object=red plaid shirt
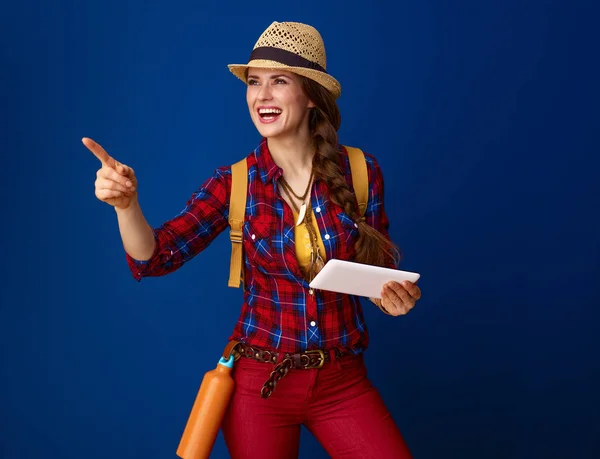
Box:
[127,139,396,354]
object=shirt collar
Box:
[254,138,283,185]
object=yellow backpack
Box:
[227,146,369,288]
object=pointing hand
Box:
[83,137,138,209]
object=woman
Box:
[84,21,421,459]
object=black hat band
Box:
[249,47,327,74]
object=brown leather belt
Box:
[227,341,348,398]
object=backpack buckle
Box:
[230,229,243,243]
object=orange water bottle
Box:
[176,354,235,459]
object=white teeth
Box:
[259,108,282,114]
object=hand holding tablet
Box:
[309,259,421,299]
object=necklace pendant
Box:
[314,253,325,274]
[296,202,307,227]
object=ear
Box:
[307,99,316,109]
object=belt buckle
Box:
[303,349,325,369]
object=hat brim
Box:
[228,59,341,99]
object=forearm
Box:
[114,198,156,261]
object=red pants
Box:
[222,353,412,459]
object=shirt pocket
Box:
[337,211,360,239]
[244,217,276,269]
[332,211,360,260]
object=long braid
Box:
[301,78,400,268]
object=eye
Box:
[247,79,259,86]
[274,78,287,84]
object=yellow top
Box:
[292,210,327,272]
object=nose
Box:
[257,82,272,101]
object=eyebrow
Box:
[247,74,290,80]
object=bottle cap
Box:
[218,355,234,368]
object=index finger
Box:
[82,137,116,168]
[401,280,421,300]
[385,280,416,296]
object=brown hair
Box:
[300,77,401,268]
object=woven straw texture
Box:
[228,21,341,99]
[253,22,327,70]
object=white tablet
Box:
[309,259,420,299]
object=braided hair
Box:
[300,77,400,268]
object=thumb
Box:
[82,137,117,169]
[117,162,134,177]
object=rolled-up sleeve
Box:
[126,166,231,281]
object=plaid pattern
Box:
[127,139,396,354]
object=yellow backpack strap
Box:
[345,146,369,217]
[228,158,248,288]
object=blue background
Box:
[2,0,599,458]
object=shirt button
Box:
[309,289,314,295]
[310,321,316,327]
[316,206,321,213]
[354,223,359,228]
[324,234,330,240]
[251,234,256,240]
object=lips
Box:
[257,106,282,124]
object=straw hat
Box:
[228,21,342,99]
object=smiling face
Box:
[246,68,315,141]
